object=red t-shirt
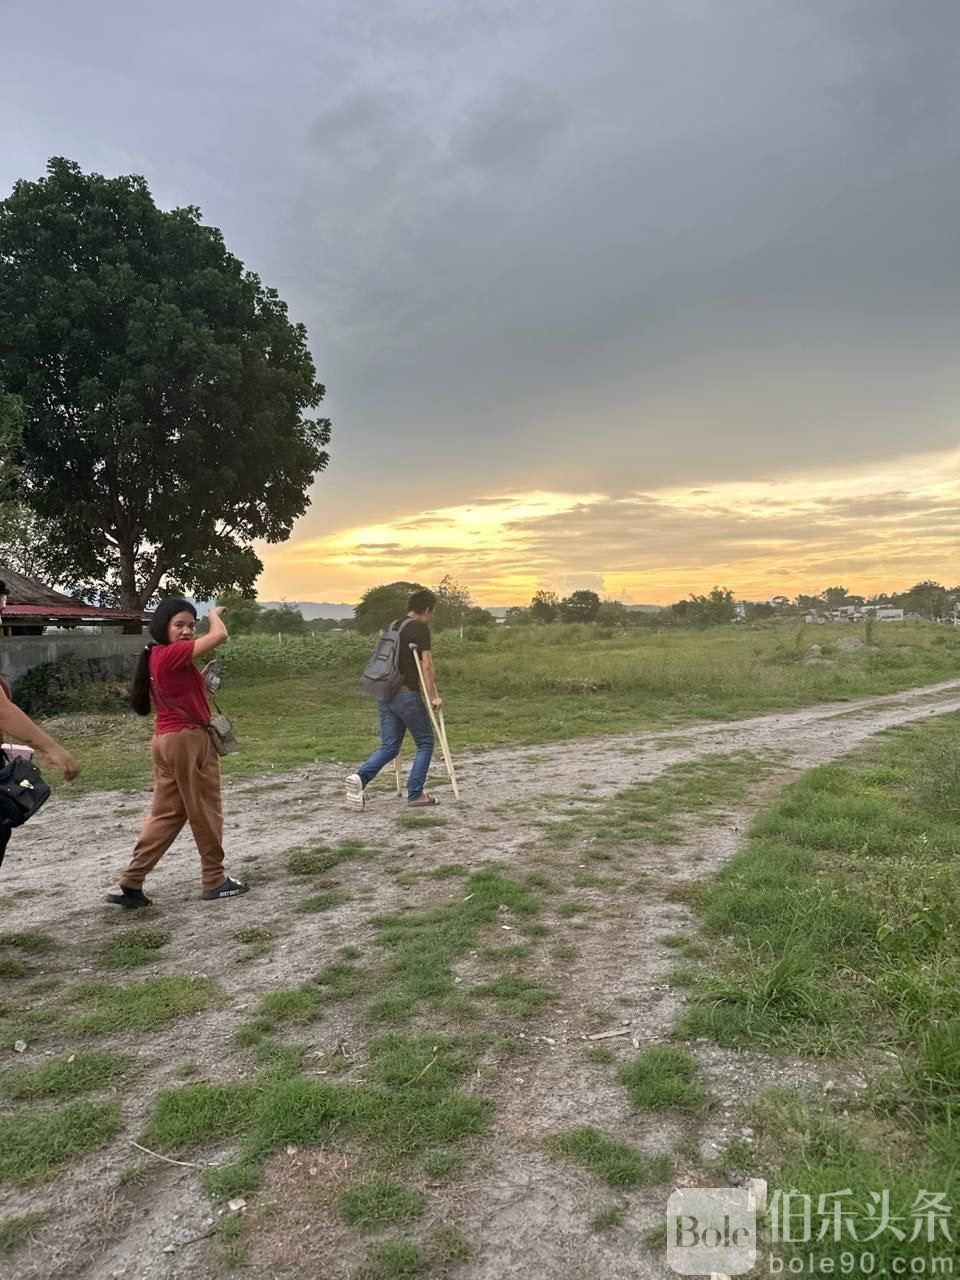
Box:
[150,642,210,735]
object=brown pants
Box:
[122,729,226,892]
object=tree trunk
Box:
[117,540,141,613]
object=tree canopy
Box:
[256,603,306,635]
[213,590,261,635]
[529,589,560,623]
[0,158,331,610]
[560,589,601,622]
[433,574,472,631]
[354,581,427,635]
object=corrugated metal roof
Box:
[0,565,145,620]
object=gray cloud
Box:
[2,0,959,552]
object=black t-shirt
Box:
[396,618,432,692]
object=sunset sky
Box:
[3,1,958,605]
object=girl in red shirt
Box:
[108,599,248,908]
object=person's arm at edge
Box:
[0,688,78,780]
[193,605,229,660]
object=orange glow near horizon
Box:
[257,449,960,606]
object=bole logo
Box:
[667,1188,758,1275]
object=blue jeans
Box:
[357,690,434,801]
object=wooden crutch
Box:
[393,755,403,798]
[410,644,461,800]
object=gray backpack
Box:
[361,617,415,701]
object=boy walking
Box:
[346,589,442,809]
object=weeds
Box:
[0,1051,129,1100]
[0,1212,46,1257]
[97,930,169,969]
[340,1180,427,1231]
[546,1126,672,1188]
[0,1101,122,1185]
[617,1047,710,1112]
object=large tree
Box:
[433,574,472,632]
[354,581,427,635]
[560,589,601,622]
[0,158,331,610]
[529,589,560,623]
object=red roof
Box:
[2,604,146,621]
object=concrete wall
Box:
[0,633,146,686]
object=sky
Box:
[2,0,958,605]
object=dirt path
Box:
[2,678,960,1280]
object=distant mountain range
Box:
[258,601,354,620]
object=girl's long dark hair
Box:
[129,599,197,716]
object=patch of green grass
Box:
[63,977,220,1034]
[591,1206,625,1231]
[340,945,363,960]
[202,1160,262,1202]
[715,1138,755,1172]
[552,943,578,961]
[233,1016,275,1047]
[97,929,170,969]
[470,972,556,1018]
[287,839,376,877]
[0,931,57,954]
[356,1240,428,1280]
[585,1046,616,1065]
[255,1041,308,1078]
[314,960,368,1001]
[233,926,274,946]
[478,943,534,961]
[431,1224,472,1262]
[557,901,590,917]
[617,1047,710,1112]
[144,1032,491,1199]
[428,863,467,880]
[0,1007,62,1046]
[368,869,540,1021]
[0,1051,129,1100]
[754,1089,960,1275]
[683,714,960,1066]
[398,813,448,830]
[0,1211,46,1257]
[213,1211,248,1270]
[644,1221,668,1250]
[524,872,558,891]
[422,1149,464,1180]
[545,1126,672,1188]
[0,958,28,979]
[26,977,61,996]
[256,983,324,1024]
[541,751,771,852]
[340,1180,427,1231]
[143,1083,256,1150]
[295,890,350,914]
[0,1100,123,1185]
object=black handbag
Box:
[0,752,51,827]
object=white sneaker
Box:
[344,773,365,809]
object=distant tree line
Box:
[498,580,960,629]
[202,576,960,638]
